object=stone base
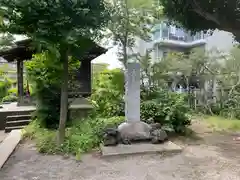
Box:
[103,121,168,146]
[17,97,34,106]
[69,98,93,120]
[117,121,152,141]
[101,141,182,157]
[117,121,167,143]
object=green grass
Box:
[203,116,240,132]
[23,116,125,158]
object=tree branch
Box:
[191,0,220,25]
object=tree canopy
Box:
[160,0,240,41]
[0,0,109,46]
[0,0,110,144]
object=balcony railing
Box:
[152,23,206,43]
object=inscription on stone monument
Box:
[125,62,140,122]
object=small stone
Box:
[103,128,119,146]
[233,137,240,141]
[149,123,161,131]
[63,154,70,159]
[150,129,168,144]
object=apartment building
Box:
[133,19,235,94]
[151,21,208,61]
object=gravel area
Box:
[0,140,239,180]
[1,120,240,180]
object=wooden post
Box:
[17,60,24,106]
[76,60,91,96]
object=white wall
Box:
[205,30,235,52]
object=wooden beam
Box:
[17,60,24,106]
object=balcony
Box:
[152,23,206,48]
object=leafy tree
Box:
[91,68,125,117]
[139,50,153,87]
[0,33,15,50]
[106,0,161,122]
[107,0,157,67]
[25,51,80,129]
[160,0,239,41]
[0,0,109,144]
[92,63,109,75]
[213,47,240,118]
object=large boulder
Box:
[117,121,152,143]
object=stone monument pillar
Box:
[118,62,152,143]
[125,62,140,122]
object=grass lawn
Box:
[202,115,240,132]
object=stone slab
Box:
[0,130,22,168]
[0,102,36,112]
[101,141,182,157]
[69,98,93,110]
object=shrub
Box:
[23,116,125,156]
[92,72,190,133]
[7,87,17,96]
[2,95,17,103]
[91,69,125,117]
[0,80,11,100]
[140,88,191,134]
[140,100,164,123]
[25,51,80,129]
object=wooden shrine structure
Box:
[0,38,107,106]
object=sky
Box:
[91,45,123,69]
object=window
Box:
[153,30,160,40]
[156,47,160,61]
[161,23,169,39]
[170,26,176,34]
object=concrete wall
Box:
[205,30,235,52]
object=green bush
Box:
[0,80,11,100]
[7,87,17,96]
[91,71,191,134]
[140,88,191,134]
[23,116,125,156]
[2,95,18,103]
[25,51,80,129]
[91,69,125,117]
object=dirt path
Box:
[0,121,240,180]
[174,120,240,162]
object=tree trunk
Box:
[57,47,69,146]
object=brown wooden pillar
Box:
[17,59,24,106]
